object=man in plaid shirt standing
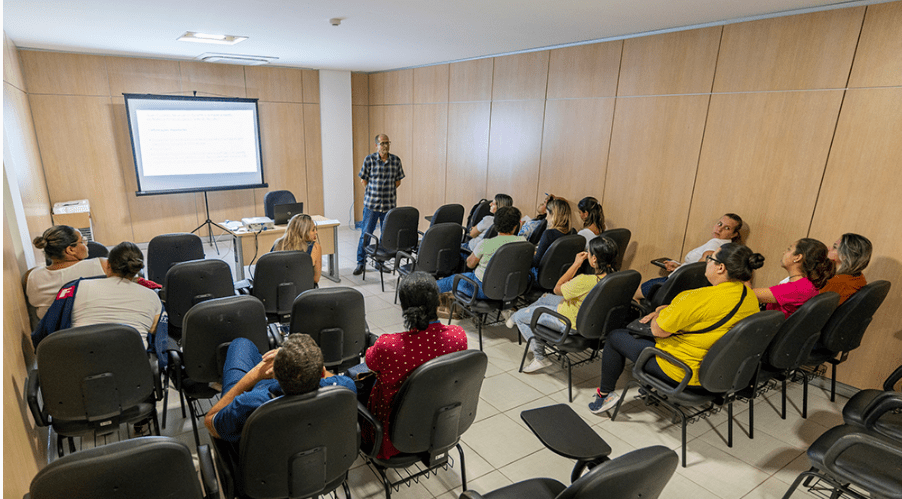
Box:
[354,134,405,275]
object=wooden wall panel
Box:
[303,103,324,215]
[384,69,413,105]
[178,61,246,98]
[414,64,449,104]
[849,1,902,88]
[445,102,490,204]
[618,27,721,96]
[546,42,622,99]
[538,98,615,220]
[352,105,371,221]
[486,100,545,212]
[4,32,26,90]
[19,51,109,95]
[368,106,386,145]
[603,95,710,276]
[245,66,305,103]
[351,72,369,106]
[29,94,134,242]
[379,106,413,193]
[449,58,493,102]
[410,104,449,231]
[368,72,385,106]
[107,57,181,97]
[688,90,845,286]
[714,8,864,92]
[492,51,550,101]
[253,102,307,217]
[301,69,320,103]
[808,87,902,389]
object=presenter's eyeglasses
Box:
[705,255,723,265]
[378,141,391,146]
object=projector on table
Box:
[241,217,274,231]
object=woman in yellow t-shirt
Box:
[510,236,619,373]
[589,243,764,415]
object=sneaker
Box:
[505,316,516,328]
[500,309,514,328]
[522,357,553,373]
[353,265,365,276]
[588,391,621,415]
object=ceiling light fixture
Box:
[196,53,278,66]
[178,31,248,45]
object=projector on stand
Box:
[241,217,274,231]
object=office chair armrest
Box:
[25,369,49,427]
[452,274,480,306]
[266,323,284,349]
[459,491,487,499]
[395,250,417,273]
[148,352,163,401]
[633,347,693,396]
[862,392,902,430]
[167,350,185,391]
[159,287,166,303]
[197,444,220,499]
[529,307,572,345]
[822,429,902,481]
[885,364,902,392]
[364,232,381,253]
[357,401,383,458]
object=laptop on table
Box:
[273,202,304,225]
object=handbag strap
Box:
[685,285,747,334]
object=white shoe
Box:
[505,316,515,328]
[500,309,514,327]
[522,357,553,373]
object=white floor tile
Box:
[461,414,545,469]
[479,372,546,412]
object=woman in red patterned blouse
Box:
[365,271,468,459]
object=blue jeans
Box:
[512,294,565,360]
[356,208,387,265]
[599,329,669,394]
[436,272,488,300]
[640,276,668,297]
[221,337,262,395]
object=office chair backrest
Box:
[182,295,271,384]
[289,287,368,370]
[147,233,205,283]
[86,241,109,259]
[29,437,205,499]
[651,261,710,308]
[466,199,491,231]
[818,280,891,354]
[238,386,359,499]
[480,241,535,302]
[263,190,297,220]
[36,324,154,426]
[390,350,488,456]
[766,292,840,370]
[575,270,641,340]
[164,259,235,330]
[535,234,586,290]
[430,203,465,226]
[599,228,631,271]
[558,445,678,499]
[528,218,548,245]
[698,311,784,394]
[251,251,314,317]
[22,267,41,331]
[483,224,499,240]
[415,223,464,276]
[380,206,420,252]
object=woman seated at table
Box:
[637,213,744,300]
[272,213,322,284]
[364,272,468,459]
[576,197,605,249]
[589,243,763,414]
[27,225,108,319]
[510,236,619,373]
[751,238,834,318]
[532,198,576,268]
[820,233,872,305]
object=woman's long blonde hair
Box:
[278,214,316,251]
[547,198,571,233]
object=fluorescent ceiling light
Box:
[178,31,248,45]
[196,53,278,66]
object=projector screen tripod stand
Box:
[192,191,229,254]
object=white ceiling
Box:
[2,0,881,72]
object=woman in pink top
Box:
[752,238,834,318]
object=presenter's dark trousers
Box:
[356,208,387,266]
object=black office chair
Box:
[527,219,548,245]
[361,350,489,499]
[86,240,109,259]
[740,292,839,437]
[263,189,296,220]
[250,250,315,322]
[26,324,162,457]
[212,386,360,499]
[637,261,710,315]
[27,436,218,499]
[519,270,641,402]
[458,445,678,499]
[465,199,491,235]
[289,287,372,373]
[803,280,891,402]
[163,259,235,340]
[522,234,586,303]
[450,240,535,350]
[166,295,271,448]
[394,222,464,303]
[599,228,630,271]
[146,232,205,284]
[843,364,902,442]
[363,206,419,291]
[611,310,785,467]
[425,203,465,227]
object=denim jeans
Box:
[221,337,262,395]
[356,208,387,265]
[436,272,488,300]
[599,329,669,394]
[511,294,565,360]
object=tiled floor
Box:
[132,227,849,498]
